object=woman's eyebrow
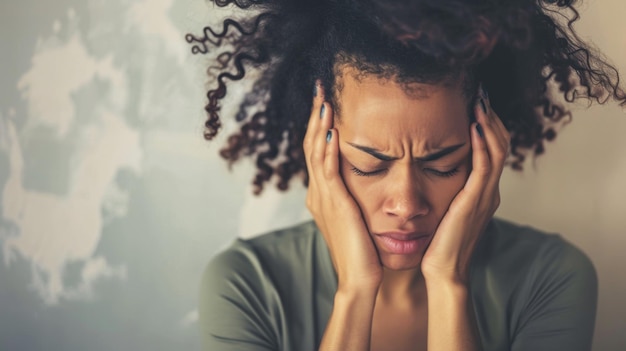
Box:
[346,142,466,162]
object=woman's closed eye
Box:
[424,167,460,178]
[350,166,387,177]
[350,165,460,178]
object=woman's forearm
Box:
[426,280,481,351]
[319,286,378,351]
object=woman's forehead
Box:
[335,69,470,149]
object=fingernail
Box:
[478,98,487,114]
[314,82,318,97]
[479,82,489,99]
[320,103,325,119]
[476,123,484,138]
[326,130,332,143]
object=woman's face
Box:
[335,68,472,271]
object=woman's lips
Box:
[373,232,431,255]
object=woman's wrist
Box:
[335,281,380,301]
[425,278,480,351]
[319,282,378,351]
[422,265,470,288]
[425,278,469,303]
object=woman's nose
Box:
[382,169,430,221]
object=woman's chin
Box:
[379,253,424,271]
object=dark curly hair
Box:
[187,0,626,195]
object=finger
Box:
[479,87,500,129]
[475,96,507,171]
[485,109,509,152]
[323,128,339,181]
[474,92,506,208]
[464,122,491,197]
[304,81,324,200]
[488,110,511,166]
[304,80,326,177]
[321,128,357,214]
[478,87,509,153]
[303,80,325,155]
[310,102,334,175]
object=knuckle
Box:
[502,127,510,138]
[482,112,494,125]
[311,150,322,165]
[503,139,511,151]
[302,139,312,153]
[306,198,319,216]
[494,193,501,208]
[492,146,507,161]
[477,163,492,175]
[323,164,334,180]
[492,151,505,163]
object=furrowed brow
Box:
[414,143,466,162]
[346,143,398,161]
[347,142,466,162]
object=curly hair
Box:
[187,0,626,195]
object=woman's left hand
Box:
[421,87,510,285]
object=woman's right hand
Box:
[303,81,383,292]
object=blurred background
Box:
[0,0,624,350]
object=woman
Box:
[188,0,625,350]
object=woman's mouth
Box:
[373,232,431,255]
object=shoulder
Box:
[472,218,598,350]
[471,217,598,312]
[198,221,321,349]
[201,220,319,290]
[207,220,318,274]
[479,217,596,279]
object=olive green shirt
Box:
[199,218,597,350]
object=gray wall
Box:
[0,0,624,350]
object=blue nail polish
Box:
[482,85,489,100]
[326,130,332,143]
[479,98,487,114]
[476,123,484,138]
[314,83,318,97]
[320,104,325,119]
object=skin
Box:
[337,69,472,275]
[304,66,510,350]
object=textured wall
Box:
[0,0,624,350]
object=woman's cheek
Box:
[440,172,468,206]
[339,161,359,196]
[340,162,378,208]
[343,166,366,194]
